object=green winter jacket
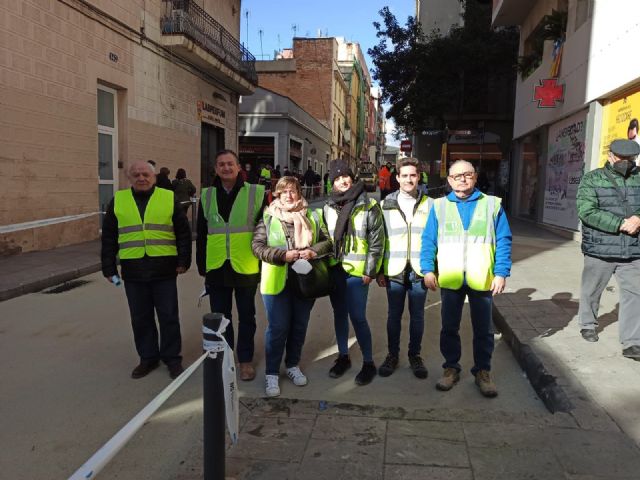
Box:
[576,162,640,259]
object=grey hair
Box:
[127,160,156,177]
[448,160,475,174]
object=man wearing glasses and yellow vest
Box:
[101,160,192,380]
[420,160,512,397]
[196,150,266,381]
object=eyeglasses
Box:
[448,172,476,181]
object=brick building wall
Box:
[257,37,335,128]
[0,0,243,255]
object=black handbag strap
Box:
[602,167,632,217]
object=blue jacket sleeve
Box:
[420,205,438,274]
[493,206,512,278]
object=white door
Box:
[97,86,118,225]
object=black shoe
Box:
[622,345,640,361]
[329,354,351,378]
[355,362,377,386]
[168,363,184,379]
[131,360,159,379]
[378,353,399,377]
[580,329,599,342]
[408,355,428,379]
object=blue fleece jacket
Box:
[419,189,512,279]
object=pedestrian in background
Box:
[196,150,266,381]
[323,159,386,385]
[378,163,392,199]
[252,176,332,397]
[377,158,433,379]
[101,160,192,379]
[156,167,173,190]
[421,160,512,397]
[172,168,196,215]
[576,139,640,361]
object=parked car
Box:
[357,162,378,192]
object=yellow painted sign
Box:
[598,88,640,166]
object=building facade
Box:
[0,0,257,255]
[238,87,331,178]
[493,0,640,233]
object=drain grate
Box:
[42,280,91,294]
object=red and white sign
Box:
[400,139,412,152]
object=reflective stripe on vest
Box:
[382,196,432,276]
[323,199,376,277]
[114,188,177,259]
[260,210,320,295]
[434,195,499,291]
[202,183,264,274]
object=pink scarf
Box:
[267,197,313,249]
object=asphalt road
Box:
[0,264,546,479]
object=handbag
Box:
[287,256,333,299]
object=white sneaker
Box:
[265,374,280,397]
[286,366,308,386]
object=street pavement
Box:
[1,215,640,479]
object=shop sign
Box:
[534,78,564,108]
[400,139,412,152]
[197,100,226,128]
[543,110,587,230]
[598,88,640,166]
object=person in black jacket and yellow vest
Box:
[196,150,267,381]
[101,160,192,379]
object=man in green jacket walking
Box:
[576,139,640,361]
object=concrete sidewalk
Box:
[494,219,640,446]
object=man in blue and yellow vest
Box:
[101,160,192,380]
[196,149,266,381]
[420,160,512,397]
[376,158,433,380]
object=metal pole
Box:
[203,313,225,480]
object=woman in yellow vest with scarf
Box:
[252,177,332,397]
[324,159,386,386]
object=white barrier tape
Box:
[68,352,207,480]
[0,212,101,234]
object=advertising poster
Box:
[598,88,640,166]
[543,110,587,230]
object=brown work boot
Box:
[239,362,256,381]
[435,368,460,391]
[474,370,498,398]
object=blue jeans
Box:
[329,266,373,363]
[386,272,427,357]
[207,284,257,363]
[262,286,315,375]
[440,286,494,375]
[124,278,182,365]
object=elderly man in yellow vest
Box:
[420,160,512,397]
[101,160,192,379]
[196,149,266,381]
[376,158,433,379]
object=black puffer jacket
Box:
[101,187,192,281]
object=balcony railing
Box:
[160,0,257,85]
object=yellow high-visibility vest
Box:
[382,195,432,276]
[260,210,321,295]
[323,198,380,277]
[434,194,500,291]
[114,188,177,259]
[201,183,264,274]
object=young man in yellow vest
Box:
[196,150,266,381]
[101,160,192,379]
[420,160,512,397]
[377,158,433,379]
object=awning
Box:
[448,143,502,161]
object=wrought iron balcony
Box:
[160,0,257,88]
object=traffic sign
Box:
[400,139,412,152]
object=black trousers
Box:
[124,278,182,365]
